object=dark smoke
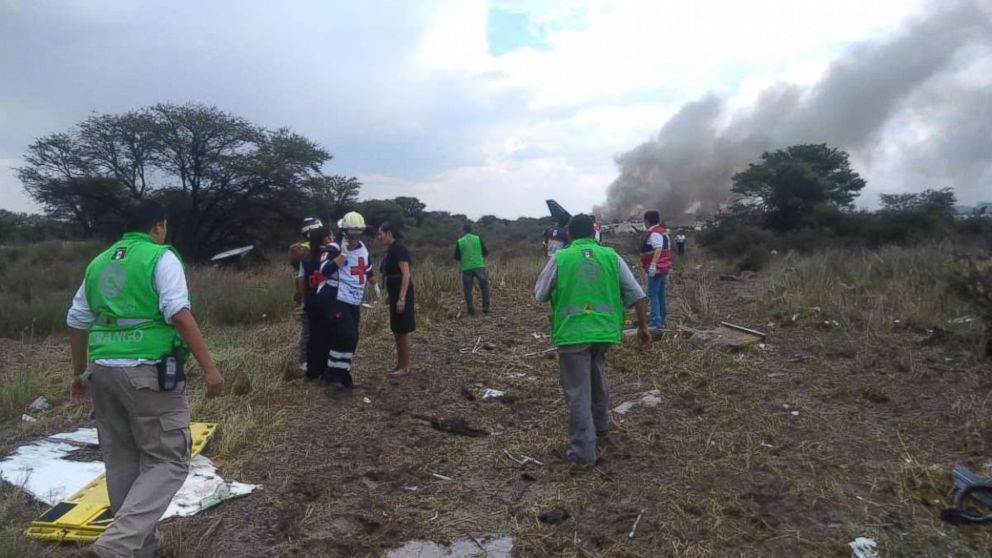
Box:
[598,1,992,222]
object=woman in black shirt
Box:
[377,221,415,377]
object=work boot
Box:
[482,307,490,314]
[328,382,346,393]
[467,308,476,316]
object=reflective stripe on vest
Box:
[83,232,182,360]
[550,239,624,346]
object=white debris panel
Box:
[0,427,258,518]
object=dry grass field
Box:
[1,237,991,557]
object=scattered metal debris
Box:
[628,510,645,539]
[460,336,484,354]
[849,537,880,558]
[941,464,992,524]
[681,322,766,351]
[614,390,663,416]
[30,396,52,411]
[719,321,767,340]
[523,347,556,357]
[503,450,543,467]
[209,245,255,265]
[481,388,506,400]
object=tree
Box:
[78,111,159,198]
[305,175,361,220]
[19,173,127,238]
[18,103,355,259]
[731,144,866,232]
[163,125,330,258]
[393,196,427,225]
[880,187,956,218]
[0,210,72,244]
[478,214,507,227]
[359,199,406,228]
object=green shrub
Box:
[0,367,41,420]
[0,241,104,339]
[698,223,778,270]
[187,264,294,326]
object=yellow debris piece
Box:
[25,422,217,543]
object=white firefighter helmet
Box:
[337,211,366,232]
[300,217,324,236]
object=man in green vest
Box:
[534,214,650,465]
[67,200,224,558]
[454,222,491,315]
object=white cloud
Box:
[418,0,923,109]
[5,0,973,220]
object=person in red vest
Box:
[639,210,673,328]
[289,217,324,372]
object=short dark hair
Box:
[462,223,473,233]
[379,221,404,240]
[125,200,167,232]
[568,214,595,240]
[643,210,660,226]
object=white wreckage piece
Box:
[613,390,664,416]
[0,427,258,518]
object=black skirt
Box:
[387,281,416,334]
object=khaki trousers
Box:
[87,364,190,558]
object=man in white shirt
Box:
[68,200,223,558]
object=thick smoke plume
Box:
[598,1,992,222]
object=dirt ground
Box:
[5,252,992,557]
[178,262,991,557]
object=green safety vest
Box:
[457,233,485,271]
[83,232,184,360]
[551,238,624,346]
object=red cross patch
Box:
[350,257,367,285]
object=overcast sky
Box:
[1,0,987,218]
